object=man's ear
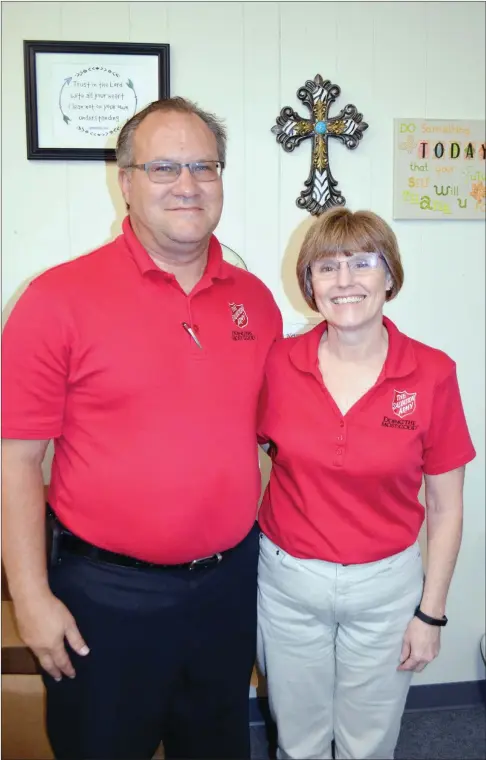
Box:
[118,168,131,207]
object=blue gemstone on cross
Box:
[315,121,327,135]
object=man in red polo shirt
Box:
[2,96,281,760]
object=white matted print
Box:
[24,41,170,160]
[393,119,485,220]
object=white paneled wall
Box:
[2,1,485,686]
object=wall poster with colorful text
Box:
[393,119,485,220]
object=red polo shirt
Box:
[2,217,282,563]
[257,317,476,564]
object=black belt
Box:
[55,523,231,571]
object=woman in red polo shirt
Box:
[257,208,476,760]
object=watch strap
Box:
[414,605,448,627]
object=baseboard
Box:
[249,680,486,725]
[404,679,486,712]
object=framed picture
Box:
[393,118,485,220]
[24,40,170,161]
[221,244,248,271]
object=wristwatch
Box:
[414,605,448,627]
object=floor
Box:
[250,705,486,759]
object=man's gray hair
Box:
[116,96,227,168]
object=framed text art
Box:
[24,40,170,161]
[393,118,485,220]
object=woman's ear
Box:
[305,267,314,300]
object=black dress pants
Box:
[43,523,259,760]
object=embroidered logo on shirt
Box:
[382,415,417,431]
[229,302,249,328]
[392,389,417,418]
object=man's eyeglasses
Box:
[124,160,224,184]
[311,252,386,279]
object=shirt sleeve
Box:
[1,279,70,440]
[257,369,272,446]
[273,302,283,342]
[257,337,284,448]
[256,297,282,445]
[422,364,476,475]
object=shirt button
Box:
[336,448,343,455]
[340,420,345,427]
[337,435,344,442]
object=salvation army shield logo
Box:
[229,302,248,328]
[392,389,417,418]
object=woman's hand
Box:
[397,616,440,673]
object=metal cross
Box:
[271,74,368,215]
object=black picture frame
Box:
[24,40,170,161]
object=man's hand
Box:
[14,591,89,681]
[398,616,440,673]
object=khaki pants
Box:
[257,533,424,760]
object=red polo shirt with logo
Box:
[2,217,282,563]
[257,317,476,564]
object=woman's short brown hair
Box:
[296,207,404,311]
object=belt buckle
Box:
[189,552,223,570]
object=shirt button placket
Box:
[333,419,346,467]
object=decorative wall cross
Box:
[271,74,368,215]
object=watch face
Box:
[221,244,248,271]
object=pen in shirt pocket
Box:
[182,322,202,350]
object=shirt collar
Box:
[121,215,232,282]
[289,316,417,380]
